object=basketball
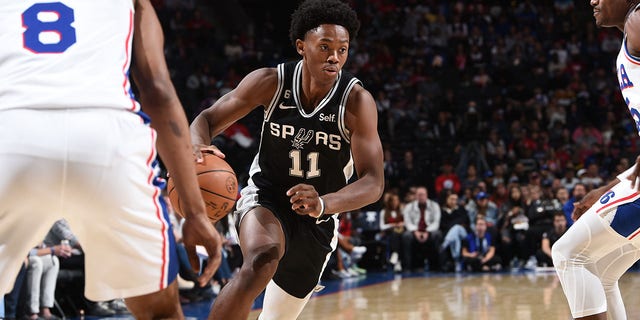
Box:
[167,152,238,223]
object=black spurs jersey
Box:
[248,60,360,206]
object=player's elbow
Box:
[367,177,384,203]
[137,78,177,105]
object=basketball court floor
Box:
[75,269,640,319]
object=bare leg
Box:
[125,280,183,320]
[208,207,285,320]
[338,235,354,252]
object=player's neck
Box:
[299,74,335,110]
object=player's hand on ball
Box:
[287,184,323,218]
[193,143,225,162]
[571,201,588,222]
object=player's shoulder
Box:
[626,7,640,55]
[238,67,279,93]
[345,83,375,110]
[245,67,278,81]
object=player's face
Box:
[591,0,630,28]
[297,24,350,84]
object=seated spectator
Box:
[26,241,67,320]
[402,186,442,272]
[379,193,405,272]
[498,185,529,269]
[327,212,367,278]
[331,235,368,278]
[524,185,562,268]
[46,219,120,317]
[439,192,470,272]
[536,211,568,268]
[461,215,502,272]
[466,191,499,228]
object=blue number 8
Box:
[22,2,76,53]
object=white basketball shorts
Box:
[0,108,177,301]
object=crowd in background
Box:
[152,0,637,203]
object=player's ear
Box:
[295,39,304,55]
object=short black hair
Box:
[289,0,360,47]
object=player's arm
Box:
[190,68,278,148]
[289,86,384,217]
[130,0,220,285]
[328,86,384,212]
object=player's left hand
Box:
[572,187,605,221]
[286,184,323,218]
[181,214,223,287]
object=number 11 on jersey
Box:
[289,150,321,178]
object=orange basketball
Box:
[167,152,238,223]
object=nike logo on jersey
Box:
[279,102,298,110]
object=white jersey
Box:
[617,36,640,136]
[0,0,139,111]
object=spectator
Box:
[465,191,499,228]
[402,186,442,272]
[379,193,405,272]
[562,183,587,227]
[560,165,580,191]
[26,241,66,320]
[536,211,568,268]
[434,161,461,196]
[498,184,529,269]
[580,163,604,189]
[525,185,562,268]
[439,192,470,273]
[461,215,502,272]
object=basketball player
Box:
[190,0,384,319]
[0,1,221,319]
[552,1,640,319]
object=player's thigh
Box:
[63,110,177,301]
[0,110,67,295]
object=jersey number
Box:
[289,150,321,178]
[22,2,76,53]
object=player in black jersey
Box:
[190,0,384,319]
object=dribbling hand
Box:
[193,144,226,163]
[571,187,604,222]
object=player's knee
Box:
[551,241,567,269]
[248,244,281,275]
